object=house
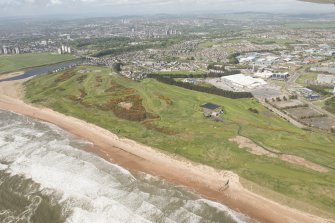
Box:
[201,103,220,110]
[201,103,224,118]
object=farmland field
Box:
[25,65,335,219]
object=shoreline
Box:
[0,77,332,223]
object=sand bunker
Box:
[118,102,133,110]
[229,136,277,157]
[281,154,329,173]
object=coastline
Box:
[0,76,332,223]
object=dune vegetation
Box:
[25,66,335,218]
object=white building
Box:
[58,45,71,54]
[61,45,66,53]
[2,46,8,55]
[317,74,335,85]
[254,70,273,79]
[222,74,267,89]
[311,67,335,74]
[14,47,20,54]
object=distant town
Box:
[1,8,335,223]
[1,13,335,131]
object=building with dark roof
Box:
[201,103,220,110]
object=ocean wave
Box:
[0,110,250,223]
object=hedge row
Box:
[153,77,253,99]
[147,70,240,79]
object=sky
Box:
[0,0,334,18]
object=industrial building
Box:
[254,69,273,79]
[317,74,335,85]
[296,88,320,101]
[222,74,267,89]
[311,66,335,74]
[271,72,289,81]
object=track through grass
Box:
[25,66,335,219]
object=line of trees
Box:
[227,52,240,64]
[93,44,152,57]
[325,97,335,114]
[153,77,253,99]
[92,36,189,57]
[147,70,240,79]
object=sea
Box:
[0,109,251,223]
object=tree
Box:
[112,63,123,72]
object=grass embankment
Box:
[25,66,335,218]
[0,53,75,74]
[324,97,335,114]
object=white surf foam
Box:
[0,110,250,223]
[0,163,8,170]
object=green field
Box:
[324,97,335,114]
[25,66,335,218]
[0,53,75,74]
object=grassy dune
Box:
[0,53,75,74]
[25,66,335,218]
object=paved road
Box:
[285,62,335,114]
[259,99,307,129]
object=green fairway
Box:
[0,53,75,74]
[25,66,335,218]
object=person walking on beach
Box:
[219,179,230,192]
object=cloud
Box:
[0,0,295,8]
[0,0,333,16]
[50,0,63,5]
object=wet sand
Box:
[0,75,332,223]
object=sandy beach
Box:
[0,74,332,223]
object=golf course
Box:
[24,66,335,219]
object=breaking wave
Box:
[0,109,252,223]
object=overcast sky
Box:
[0,0,334,18]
